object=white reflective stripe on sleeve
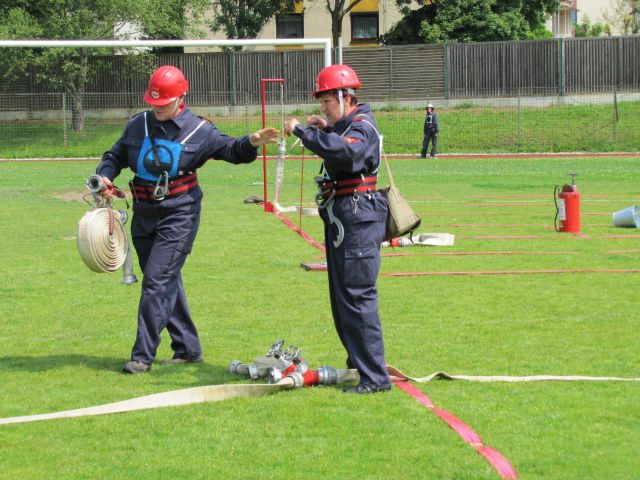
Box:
[181,120,207,144]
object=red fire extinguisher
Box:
[554,173,580,233]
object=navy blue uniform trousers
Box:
[322,192,390,387]
[130,203,202,364]
[421,129,438,157]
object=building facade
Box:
[547,0,578,37]
[187,0,406,52]
[546,0,633,37]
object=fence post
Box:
[444,43,449,100]
[616,37,622,91]
[516,91,522,149]
[613,88,618,143]
[228,51,237,106]
[389,47,394,99]
[62,93,68,149]
[557,37,564,96]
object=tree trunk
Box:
[71,90,85,132]
[331,14,342,49]
[328,0,346,48]
[71,48,89,132]
[329,0,363,49]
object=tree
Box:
[574,15,605,38]
[321,0,364,48]
[382,0,559,45]
[210,0,296,50]
[0,0,208,131]
[602,0,639,35]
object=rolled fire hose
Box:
[77,175,137,285]
[77,208,129,273]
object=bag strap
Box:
[352,114,395,188]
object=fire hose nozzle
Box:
[287,371,305,389]
[317,365,338,385]
[86,174,106,193]
[121,243,138,285]
[268,367,282,384]
[118,210,129,225]
[268,358,309,384]
[248,364,260,380]
[229,360,244,375]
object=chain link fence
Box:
[0,89,638,159]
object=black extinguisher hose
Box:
[553,184,560,232]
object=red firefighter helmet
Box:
[313,64,362,97]
[143,66,189,106]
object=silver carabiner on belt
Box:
[152,171,169,200]
[314,176,344,248]
[324,196,345,248]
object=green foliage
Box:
[574,15,605,38]
[453,102,477,109]
[210,0,296,47]
[0,9,41,84]
[383,0,560,44]
[0,0,208,130]
[379,5,432,45]
[602,0,640,35]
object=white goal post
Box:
[0,38,332,67]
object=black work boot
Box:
[122,360,151,374]
[343,383,392,394]
[161,354,204,365]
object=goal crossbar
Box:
[0,39,332,67]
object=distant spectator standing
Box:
[418,104,439,159]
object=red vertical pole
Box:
[260,78,284,213]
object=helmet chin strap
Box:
[337,89,344,118]
[171,97,184,118]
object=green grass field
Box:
[1,155,639,479]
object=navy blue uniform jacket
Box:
[97,107,257,210]
[292,103,381,181]
[423,111,440,134]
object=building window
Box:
[351,13,379,41]
[276,13,303,39]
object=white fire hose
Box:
[76,175,137,285]
[1,330,639,426]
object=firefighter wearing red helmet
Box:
[284,64,391,394]
[143,65,190,106]
[94,65,279,374]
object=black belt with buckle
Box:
[130,172,198,202]
[317,175,377,200]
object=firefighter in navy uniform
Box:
[95,66,278,374]
[419,103,439,158]
[284,65,391,394]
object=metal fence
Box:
[0,49,325,108]
[448,36,640,97]
[1,90,637,159]
[1,37,639,158]
[1,35,639,109]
